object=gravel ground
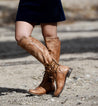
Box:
[0,21,98,106]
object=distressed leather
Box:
[45,37,61,62]
[18,36,52,65]
[29,37,61,95]
[18,36,71,96]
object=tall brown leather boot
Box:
[18,36,72,96]
[29,37,61,95]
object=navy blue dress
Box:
[16,0,66,24]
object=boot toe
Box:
[29,87,46,95]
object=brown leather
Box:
[18,36,70,96]
[46,60,70,97]
[18,36,52,65]
[29,71,55,95]
[44,37,61,62]
[29,37,61,95]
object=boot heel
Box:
[67,68,73,78]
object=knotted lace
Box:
[44,59,59,77]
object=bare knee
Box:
[15,34,23,42]
[41,23,57,38]
[15,34,29,43]
[15,21,34,42]
[42,30,57,38]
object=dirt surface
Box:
[0,21,98,106]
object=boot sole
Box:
[67,68,73,78]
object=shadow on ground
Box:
[0,87,28,96]
[0,37,98,59]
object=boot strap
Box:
[45,59,59,74]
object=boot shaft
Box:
[18,36,52,65]
[44,37,61,63]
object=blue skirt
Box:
[16,0,66,24]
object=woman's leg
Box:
[16,22,71,96]
[28,23,61,95]
[15,21,34,42]
[41,23,72,96]
[41,23,61,62]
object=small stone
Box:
[51,98,55,102]
[73,76,78,80]
[34,95,40,98]
[93,101,96,104]
[77,78,82,81]
[76,95,79,97]
[66,86,71,89]
[77,102,82,105]
[86,74,90,78]
[12,91,17,94]
[33,82,37,85]
[61,98,68,104]
[81,97,85,101]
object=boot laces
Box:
[45,59,59,75]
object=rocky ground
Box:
[0,21,98,106]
